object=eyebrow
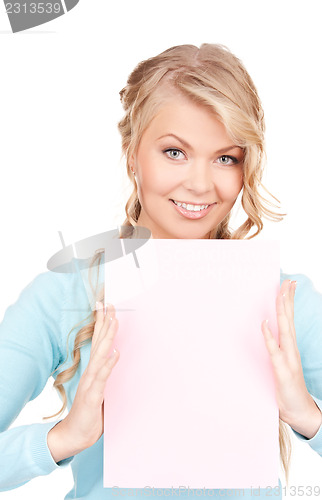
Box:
[157,133,244,155]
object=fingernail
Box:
[291,280,297,289]
[113,348,118,357]
[96,301,102,311]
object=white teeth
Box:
[173,200,209,211]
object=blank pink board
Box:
[104,239,280,489]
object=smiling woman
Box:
[118,44,281,242]
[1,43,322,500]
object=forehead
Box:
[141,95,233,147]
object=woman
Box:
[0,44,321,499]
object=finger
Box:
[261,320,294,380]
[93,349,120,385]
[89,318,119,372]
[261,319,280,357]
[86,350,120,404]
[289,281,297,338]
[280,280,297,341]
[276,290,289,334]
[95,316,118,355]
[280,279,292,295]
[279,280,292,319]
[92,303,116,349]
[278,281,292,333]
[261,320,297,387]
[276,292,296,352]
[104,303,116,319]
[92,302,105,348]
[93,305,117,351]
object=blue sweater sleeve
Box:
[0,271,73,491]
[282,272,322,456]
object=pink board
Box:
[104,239,280,489]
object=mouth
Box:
[170,199,214,211]
[170,199,216,219]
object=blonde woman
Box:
[0,44,321,499]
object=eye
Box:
[163,148,185,160]
[217,155,238,166]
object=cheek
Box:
[135,153,154,191]
[137,154,176,194]
[215,170,244,200]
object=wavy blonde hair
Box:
[48,44,291,484]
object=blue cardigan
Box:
[0,267,322,499]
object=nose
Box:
[183,159,214,195]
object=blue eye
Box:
[163,148,185,160]
[217,155,238,166]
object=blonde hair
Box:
[48,44,291,483]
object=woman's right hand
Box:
[47,302,120,463]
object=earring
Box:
[130,166,136,175]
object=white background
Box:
[0,0,322,498]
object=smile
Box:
[171,200,211,211]
[170,199,216,220]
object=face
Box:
[130,95,244,239]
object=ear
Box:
[128,153,137,175]
[129,152,136,169]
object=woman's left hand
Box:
[261,279,322,438]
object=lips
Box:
[170,199,215,220]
